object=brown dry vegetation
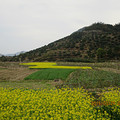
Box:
[96,67,120,74]
[0,68,38,81]
[0,62,38,81]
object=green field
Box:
[66,69,120,88]
[24,68,75,80]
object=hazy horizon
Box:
[0,0,120,54]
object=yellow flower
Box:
[1,87,118,119]
[20,62,92,69]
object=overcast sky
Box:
[0,0,120,54]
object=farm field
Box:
[24,69,75,80]
[0,87,120,119]
[20,62,92,69]
[0,61,120,89]
[66,69,120,89]
[0,62,120,119]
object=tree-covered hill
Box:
[1,22,120,62]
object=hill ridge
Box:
[0,22,120,62]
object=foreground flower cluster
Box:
[0,87,119,120]
[20,62,92,69]
[100,87,120,119]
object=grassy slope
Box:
[66,69,120,89]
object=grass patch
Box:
[0,68,7,70]
[66,69,120,88]
[24,68,75,80]
[0,81,54,90]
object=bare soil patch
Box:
[0,67,38,81]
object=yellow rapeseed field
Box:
[20,62,92,69]
[20,62,57,66]
[1,87,119,120]
[101,87,120,116]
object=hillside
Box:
[0,54,3,57]
[1,22,120,62]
